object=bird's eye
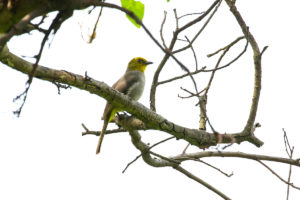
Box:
[137,58,142,63]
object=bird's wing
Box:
[113,71,144,95]
[102,72,142,120]
[101,75,128,120]
[112,75,129,93]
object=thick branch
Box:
[0,45,263,150]
[0,7,47,47]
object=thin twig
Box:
[205,36,246,95]
[178,12,205,19]
[185,36,198,70]
[122,154,142,173]
[173,9,179,31]
[52,81,71,94]
[207,36,245,57]
[88,5,104,43]
[149,0,221,111]
[160,11,168,49]
[260,46,268,56]
[172,151,300,167]
[282,128,295,199]
[283,128,292,157]
[122,136,175,173]
[257,160,300,190]
[182,143,190,154]
[216,38,249,70]
[173,0,222,54]
[195,159,233,177]
[84,129,128,136]
[149,136,175,149]
[286,152,294,200]
[158,66,206,86]
[13,10,73,116]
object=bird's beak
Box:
[145,61,153,65]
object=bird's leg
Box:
[117,111,130,117]
[115,112,129,129]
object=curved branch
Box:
[117,116,230,200]
[225,0,262,134]
[116,116,175,168]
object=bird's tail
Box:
[96,120,108,154]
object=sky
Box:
[1,0,300,199]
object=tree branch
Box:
[257,160,300,190]
[0,46,264,148]
[172,151,300,167]
[174,165,231,200]
[225,0,262,134]
[117,115,230,200]
[0,7,47,47]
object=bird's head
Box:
[127,57,153,72]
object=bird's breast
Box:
[125,71,145,101]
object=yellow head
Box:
[127,57,153,72]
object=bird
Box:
[96,57,153,154]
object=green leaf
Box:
[120,0,144,28]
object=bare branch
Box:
[182,143,190,154]
[117,114,230,200]
[88,5,105,43]
[13,10,73,116]
[176,0,221,35]
[52,81,72,94]
[207,36,245,57]
[282,128,296,199]
[157,66,206,86]
[194,159,233,177]
[225,0,262,134]
[261,45,269,56]
[173,0,222,54]
[172,151,300,167]
[205,36,246,95]
[178,12,205,19]
[185,36,198,70]
[150,0,221,111]
[257,160,300,190]
[122,136,175,173]
[174,165,231,200]
[199,94,207,130]
[81,123,127,136]
[160,11,168,49]
[283,128,293,157]
[122,154,142,173]
[173,9,179,30]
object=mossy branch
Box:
[0,45,263,148]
